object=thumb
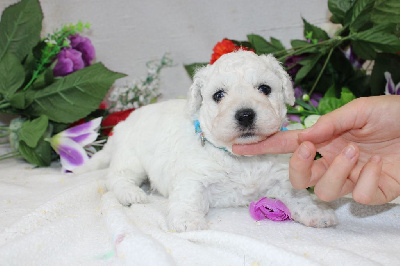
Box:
[299,98,366,143]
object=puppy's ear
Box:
[261,54,295,106]
[186,65,210,116]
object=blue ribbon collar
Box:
[193,120,229,152]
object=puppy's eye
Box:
[258,84,272,96]
[213,90,225,103]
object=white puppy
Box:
[78,51,337,231]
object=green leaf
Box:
[9,91,29,109]
[290,40,319,54]
[247,34,285,55]
[317,87,356,114]
[302,18,330,41]
[352,24,400,54]
[19,115,48,148]
[18,123,52,167]
[294,54,322,85]
[184,63,207,80]
[351,41,377,59]
[328,0,354,25]
[371,0,400,24]
[349,0,374,32]
[31,67,54,90]
[0,0,43,61]
[270,37,286,51]
[0,52,25,98]
[26,63,126,123]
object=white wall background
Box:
[0,0,330,100]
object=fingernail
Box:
[370,155,381,163]
[342,144,356,160]
[298,142,311,159]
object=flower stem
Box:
[0,102,11,110]
[309,47,334,97]
[0,151,20,161]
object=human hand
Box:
[233,95,400,205]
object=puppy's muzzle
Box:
[235,108,256,129]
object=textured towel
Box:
[1,153,399,265]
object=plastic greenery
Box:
[0,0,126,167]
[185,0,400,126]
[109,54,174,112]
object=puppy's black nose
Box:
[235,108,256,128]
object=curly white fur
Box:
[76,51,337,231]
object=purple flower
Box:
[249,197,291,222]
[309,93,323,108]
[69,34,95,66]
[53,48,85,77]
[287,114,301,123]
[384,72,400,95]
[48,118,102,171]
[343,46,365,69]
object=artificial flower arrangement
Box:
[0,0,172,171]
[185,0,400,222]
[185,0,400,130]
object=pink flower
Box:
[249,197,291,222]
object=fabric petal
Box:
[63,117,102,137]
[249,201,265,221]
[56,138,89,171]
[384,72,395,95]
[64,49,85,71]
[53,56,74,77]
[70,132,99,147]
[249,197,291,222]
[395,82,400,95]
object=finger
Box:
[314,144,359,202]
[232,129,301,155]
[352,155,387,205]
[289,141,327,189]
[298,98,368,144]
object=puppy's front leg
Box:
[267,177,338,228]
[167,179,209,232]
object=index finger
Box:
[232,129,301,155]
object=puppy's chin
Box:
[233,133,266,144]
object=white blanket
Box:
[1,150,400,265]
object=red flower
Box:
[101,108,135,136]
[210,39,254,64]
[98,101,108,110]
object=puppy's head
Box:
[187,50,294,149]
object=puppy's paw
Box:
[168,212,208,232]
[291,205,338,228]
[114,185,148,206]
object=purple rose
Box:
[69,34,95,66]
[53,48,85,77]
[249,197,291,222]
